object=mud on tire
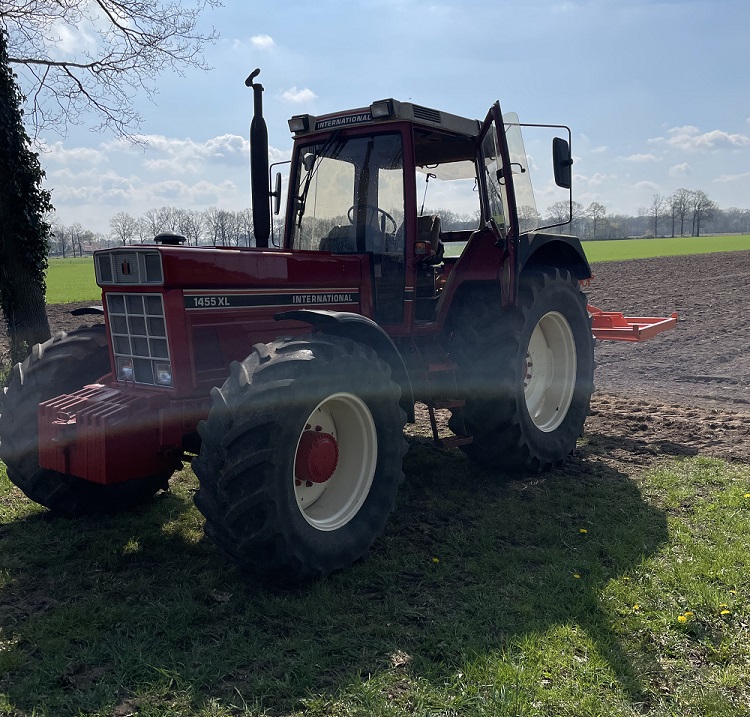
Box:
[192,334,407,584]
[0,327,170,514]
[448,266,594,472]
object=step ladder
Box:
[422,358,473,450]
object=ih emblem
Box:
[121,258,132,275]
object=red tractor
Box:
[0,70,675,582]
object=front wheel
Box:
[192,334,407,583]
[448,267,594,472]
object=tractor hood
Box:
[94,245,365,293]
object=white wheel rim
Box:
[293,392,377,531]
[523,311,577,432]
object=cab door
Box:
[477,102,519,303]
[478,102,519,245]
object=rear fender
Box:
[275,309,415,422]
[518,233,592,281]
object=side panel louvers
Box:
[412,105,442,124]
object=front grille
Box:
[107,293,171,386]
[96,250,163,285]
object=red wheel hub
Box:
[295,431,339,483]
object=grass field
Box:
[582,234,750,263]
[46,256,100,304]
[1,450,749,716]
[45,236,750,304]
[442,234,750,262]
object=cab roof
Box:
[288,98,482,139]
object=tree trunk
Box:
[0,29,52,367]
[0,245,51,364]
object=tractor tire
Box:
[0,326,170,514]
[447,267,594,472]
[192,334,407,584]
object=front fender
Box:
[275,309,415,422]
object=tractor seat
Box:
[319,226,356,252]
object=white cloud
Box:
[714,171,750,184]
[251,35,275,49]
[42,136,294,231]
[575,172,615,186]
[41,141,106,165]
[590,145,608,154]
[669,162,692,177]
[51,20,98,57]
[624,153,659,162]
[281,87,317,104]
[135,134,250,173]
[634,180,660,192]
[650,125,750,151]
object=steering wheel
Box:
[347,204,397,234]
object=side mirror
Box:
[553,137,573,189]
[271,172,282,215]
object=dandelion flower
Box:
[677,615,687,623]
[573,573,581,579]
[579,528,588,534]
[719,603,728,608]
[431,557,440,563]
[633,604,640,611]
[684,611,694,618]
[721,609,731,616]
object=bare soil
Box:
[583,251,750,467]
[2,251,749,468]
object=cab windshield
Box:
[289,133,405,254]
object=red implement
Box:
[588,305,679,342]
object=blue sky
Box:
[36,0,750,234]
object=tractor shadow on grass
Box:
[0,439,668,716]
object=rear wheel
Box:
[448,267,594,472]
[0,327,170,514]
[193,334,407,584]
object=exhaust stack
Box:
[246,68,270,248]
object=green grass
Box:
[583,234,750,263]
[46,257,100,304]
[2,449,749,716]
[44,236,750,305]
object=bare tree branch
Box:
[1,0,221,140]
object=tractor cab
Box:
[281,99,572,328]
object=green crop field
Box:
[583,234,750,263]
[45,237,750,304]
[46,257,100,304]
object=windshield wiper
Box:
[295,131,342,228]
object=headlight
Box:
[370,100,393,118]
[288,115,311,133]
[154,361,173,386]
[117,357,134,381]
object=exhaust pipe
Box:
[246,68,270,248]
